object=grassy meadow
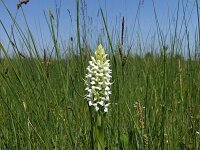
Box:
[0,0,200,149]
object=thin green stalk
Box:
[96,113,105,150]
[100,8,116,66]
[196,0,200,47]
[76,0,82,56]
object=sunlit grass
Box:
[0,0,200,149]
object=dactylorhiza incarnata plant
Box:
[85,44,112,150]
[85,44,112,113]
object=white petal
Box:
[96,72,103,77]
[98,101,104,106]
[85,74,92,78]
[88,101,93,106]
[93,65,98,70]
[86,94,91,98]
[108,91,111,95]
[104,91,111,96]
[103,66,109,70]
[99,82,103,85]
[91,77,96,81]
[105,103,110,107]
[95,86,102,90]
[91,57,96,63]
[105,74,112,78]
[105,82,111,86]
[95,106,99,111]
[87,89,92,93]
[104,107,108,112]
[99,69,104,73]
[105,60,110,63]
[89,61,95,67]
[105,86,110,91]
[94,97,97,101]
[101,97,105,101]
[106,70,112,74]
[91,81,95,85]
[106,96,109,100]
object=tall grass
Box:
[0,0,200,149]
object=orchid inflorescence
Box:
[85,44,112,113]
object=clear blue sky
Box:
[0,0,199,55]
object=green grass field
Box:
[0,0,200,149]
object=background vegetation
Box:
[0,0,200,149]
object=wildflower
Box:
[85,44,112,113]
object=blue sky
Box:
[0,0,199,55]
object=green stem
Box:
[96,113,105,150]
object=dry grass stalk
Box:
[143,134,148,147]
[121,16,125,46]
[17,0,30,9]
[136,101,144,129]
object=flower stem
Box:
[96,113,105,150]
